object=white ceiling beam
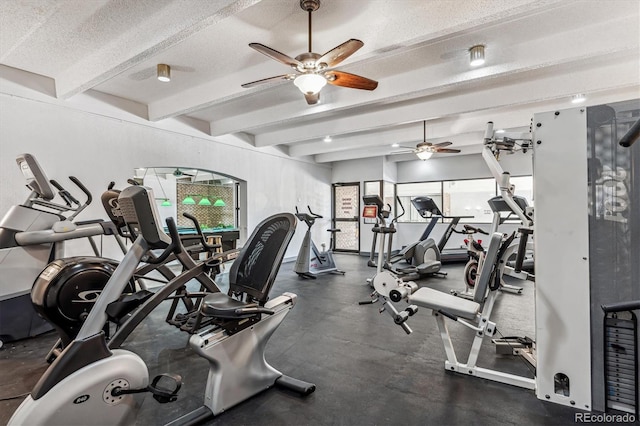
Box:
[314,132,486,163]
[313,79,639,164]
[257,53,639,151]
[147,0,569,124]
[55,0,263,100]
[252,16,638,148]
[288,112,537,157]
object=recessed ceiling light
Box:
[323,136,332,143]
[391,143,399,148]
[571,94,586,104]
[495,129,505,134]
[469,45,485,67]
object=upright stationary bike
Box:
[293,206,345,279]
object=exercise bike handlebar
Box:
[306,206,323,219]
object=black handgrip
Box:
[602,300,640,313]
[514,228,533,273]
[127,178,140,186]
[234,307,275,316]
[142,217,176,264]
[108,181,115,190]
[69,176,92,205]
[49,179,65,191]
[165,217,182,254]
[395,196,405,220]
[307,206,323,218]
[50,179,79,206]
[619,118,640,148]
[182,212,218,251]
[438,309,458,321]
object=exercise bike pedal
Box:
[148,373,183,403]
[110,373,182,403]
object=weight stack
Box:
[604,310,638,415]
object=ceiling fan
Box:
[391,121,461,160]
[241,0,378,105]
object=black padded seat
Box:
[201,293,257,319]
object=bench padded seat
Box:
[409,287,480,320]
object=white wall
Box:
[0,85,332,262]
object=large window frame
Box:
[396,175,533,224]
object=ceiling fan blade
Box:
[325,71,378,90]
[389,149,416,155]
[241,74,296,88]
[317,39,364,68]
[248,43,303,68]
[435,148,461,153]
[432,141,453,147]
[304,93,320,105]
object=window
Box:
[509,175,534,206]
[443,178,496,222]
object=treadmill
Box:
[411,196,471,263]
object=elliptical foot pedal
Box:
[275,375,316,396]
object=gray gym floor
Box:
[1,254,583,425]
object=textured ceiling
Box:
[1,0,638,164]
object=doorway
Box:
[332,183,360,252]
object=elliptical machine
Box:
[383,197,447,280]
[0,154,126,346]
[9,185,315,426]
[32,181,235,362]
[293,206,345,279]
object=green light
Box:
[198,196,212,206]
[182,195,196,205]
[213,198,226,207]
[161,199,172,207]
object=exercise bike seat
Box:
[200,293,259,319]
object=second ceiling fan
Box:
[241,0,378,105]
[391,121,461,160]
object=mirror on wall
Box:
[133,167,240,250]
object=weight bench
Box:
[379,232,535,390]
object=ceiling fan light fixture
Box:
[416,151,434,161]
[294,73,327,95]
[469,45,485,67]
[157,64,171,82]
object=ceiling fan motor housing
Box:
[300,0,320,12]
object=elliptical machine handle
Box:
[394,196,406,222]
[69,176,92,205]
[182,212,218,251]
[147,217,182,265]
